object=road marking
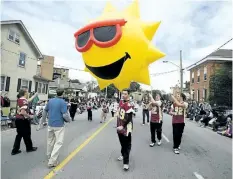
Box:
[194,172,205,179]
[162,133,170,142]
[44,117,113,179]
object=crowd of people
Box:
[7,87,231,172]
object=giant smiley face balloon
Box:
[74,0,165,90]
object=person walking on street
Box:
[170,93,188,154]
[111,99,119,118]
[11,89,38,155]
[69,96,78,121]
[101,102,108,123]
[116,89,134,171]
[148,93,163,147]
[41,89,71,168]
[142,93,150,125]
[87,101,93,121]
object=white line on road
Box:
[162,133,170,142]
[194,172,205,179]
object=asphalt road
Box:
[1,108,232,179]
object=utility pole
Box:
[105,86,107,99]
[180,50,183,93]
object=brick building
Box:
[187,49,232,102]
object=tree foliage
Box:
[129,82,141,92]
[209,62,232,107]
[99,82,141,98]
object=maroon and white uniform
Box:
[16,97,30,119]
[150,101,162,123]
[171,102,188,124]
[117,100,134,136]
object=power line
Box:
[1,47,86,72]
[150,69,178,76]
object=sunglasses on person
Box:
[74,19,127,52]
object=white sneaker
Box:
[117,156,123,161]
[174,148,180,154]
[142,123,145,125]
[178,146,181,150]
[123,164,129,171]
[149,143,155,147]
[157,140,162,146]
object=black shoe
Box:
[27,147,38,152]
[11,150,22,155]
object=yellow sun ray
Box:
[134,67,151,85]
[103,1,116,14]
[122,0,140,18]
[114,81,131,91]
[98,79,111,90]
[141,21,161,41]
[146,43,165,64]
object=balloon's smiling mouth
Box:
[85,52,131,80]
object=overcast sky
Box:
[1,0,232,92]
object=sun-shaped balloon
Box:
[74,0,165,90]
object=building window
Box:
[197,89,199,101]
[8,30,20,44]
[21,79,29,89]
[63,69,66,72]
[0,76,11,92]
[38,83,42,93]
[203,88,207,101]
[197,69,200,83]
[1,76,6,91]
[192,89,195,100]
[204,66,207,81]
[18,52,26,67]
[42,83,46,93]
[192,72,194,83]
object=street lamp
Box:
[163,61,180,68]
[162,50,184,93]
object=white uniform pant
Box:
[47,126,65,165]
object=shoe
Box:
[147,122,150,125]
[142,123,145,126]
[157,140,162,146]
[11,150,22,155]
[117,156,123,161]
[48,161,59,168]
[100,121,102,123]
[123,164,129,171]
[178,146,181,150]
[174,148,180,154]
[27,147,38,152]
[149,143,155,147]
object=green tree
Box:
[101,84,118,98]
[129,82,141,92]
[209,62,232,107]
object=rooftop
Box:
[187,49,232,70]
[1,20,43,59]
[49,78,85,90]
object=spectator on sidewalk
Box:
[41,89,71,168]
